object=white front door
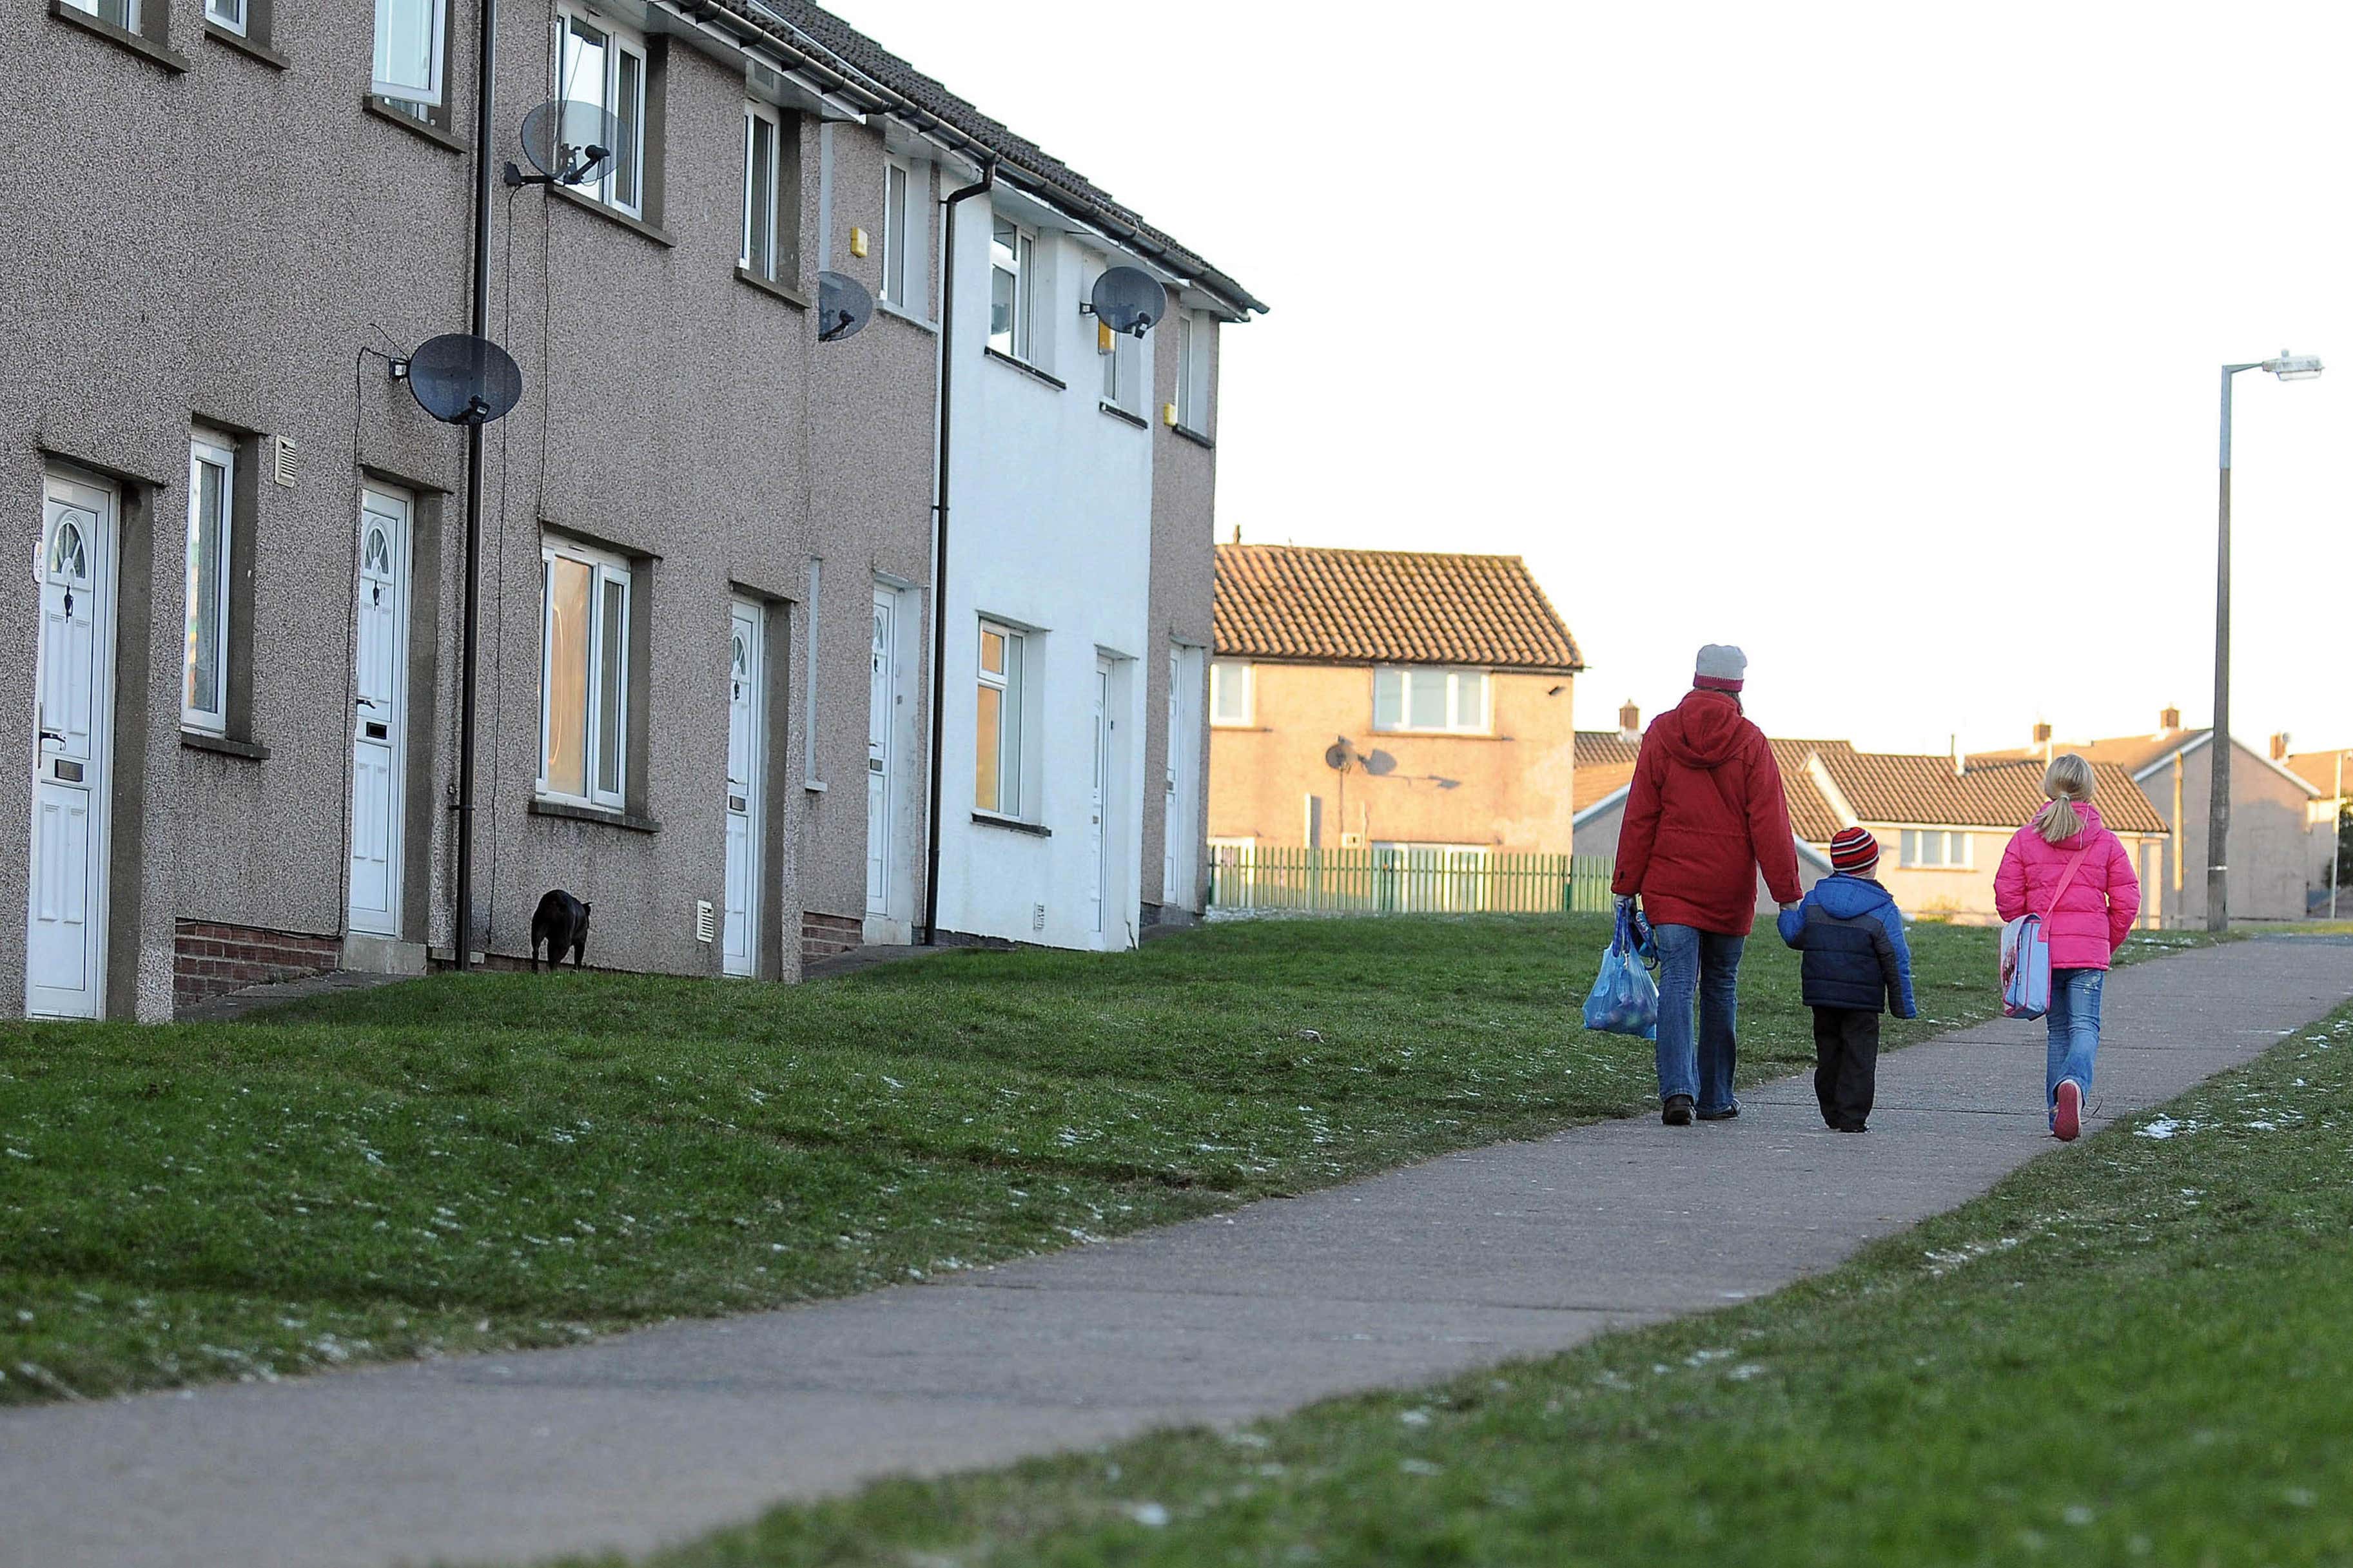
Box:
[722,600,764,977]
[346,490,411,938]
[26,473,117,1020]
[1090,660,1109,936]
[864,587,894,918]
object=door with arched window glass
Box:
[347,490,411,938]
[722,599,764,977]
[26,472,117,1018]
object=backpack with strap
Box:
[1998,844,2091,1021]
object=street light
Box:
[2208,349,2322,932]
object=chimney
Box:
[1951,734,1964,778]
[1618,700,1641,742]
[2271,732,2290,762]
[2032,721,2054,762]
[2160,704,2180,733]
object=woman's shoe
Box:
[2053,1079,2082,1143]
[1662,1095,1695,1127]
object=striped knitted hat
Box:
[1830,827,1879,873]
[1694,644,1746,692]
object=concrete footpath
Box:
[6,938,2350,1568]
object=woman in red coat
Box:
[1612,646,1804,1125]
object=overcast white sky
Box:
[830,0,2350,759]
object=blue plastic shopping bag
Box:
[1583,905,1661,1040]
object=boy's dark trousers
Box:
[1811,1007,1880,1129]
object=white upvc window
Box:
[64,0,141,32]
[206,0,246,34]
[741,101,784,278]
[988,217,1035,361]
[881,158,913,308]
[1899,829,1974,869]
[1210,659,1254,727]
[182,434,235,735]
[556,5,647,217]
[975,621,1025,817]
[374,0,446,106]
[539,537,632,809]
[1373,667,1488,734]
[1175,310,1211,431]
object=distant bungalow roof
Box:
[1214,545,1583,673]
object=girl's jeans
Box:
[1653,924,1745,1113]
[2046,967,2105,1121]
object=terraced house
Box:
[5,0,1260,1020]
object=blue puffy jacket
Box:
[1776,875,1917,1016]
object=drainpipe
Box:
[922,162,997,945]
[452,0,499,971]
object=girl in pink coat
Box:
[1995,754,2142,1141]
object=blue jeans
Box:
[2046,967,2104,1120]
[1654,924,1746,1112]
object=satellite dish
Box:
[406,334,524,426]
[1324,743,1352,772]
[1363,750,1397,777]
[509,100,625,188]
[817,271,873,343]
[1089,266,1167,338]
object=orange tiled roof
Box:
[1817,751,2169,835]
[2286,750,2352,797]
[1214,545,1582,672]
[1572,731,1641,810]
[1969,730,2202,776]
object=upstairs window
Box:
[1175,310,1211,432]
[1373,667,1487,734]
[206,0,245,34]
[1900,829,1973,869]
[373,0,445,105]
[1210,659,1253,727]
[988,217,1034,361]
[64,0,139,31]
[881,158,913,308]
[741,102,785,278]
[540,538,634,810]
[557,6,647,218]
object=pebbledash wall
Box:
[5,1,1256,1020]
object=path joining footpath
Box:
[7,939,2350,1568]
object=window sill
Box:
[877,302,939,335]
[550,182,674,248]
[181,730,270,762]
[984,347,1065,391]
[972,811,1051,838]
[1172,423,1215,450]
[804,779,827,793]
[1098,400,1148,429]
[49,1,188,72]
[1371,730,1502,740]
[205,20,286,68]
[529,798,662,834]
[364,95,469,155]
[735,266,810,310]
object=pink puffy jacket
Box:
[1993,802,2142,971]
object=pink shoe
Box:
[2053,1079,2082,1143]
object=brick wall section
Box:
[801,911,863,965]
[173,920,342,1015]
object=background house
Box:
[1973,711,2319,925]
[2283,746,2350,917]
[1207,547,1583,867]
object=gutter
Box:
[921,161,998,945]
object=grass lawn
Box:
[556,994,2353,1568]
[0,916,2199,1406]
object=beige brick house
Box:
[1206,546,1583,864]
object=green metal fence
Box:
[1206,847,1616,916]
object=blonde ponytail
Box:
[2035,753,2095,844]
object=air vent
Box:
[273,434,298,488]
[1031,902,1046,933]
[696,900,716,943]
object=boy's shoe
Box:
[1662,1095,1695,1127]
[2053,1079,2082,1143]
[1835,1121,1868,1133]
[1697,1101,1741,1121]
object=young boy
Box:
[1776,827,1917,1132]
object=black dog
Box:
[530,889,591,971]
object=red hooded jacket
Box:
[1611,690,1804,934]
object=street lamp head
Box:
[2263,351,2324,381]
